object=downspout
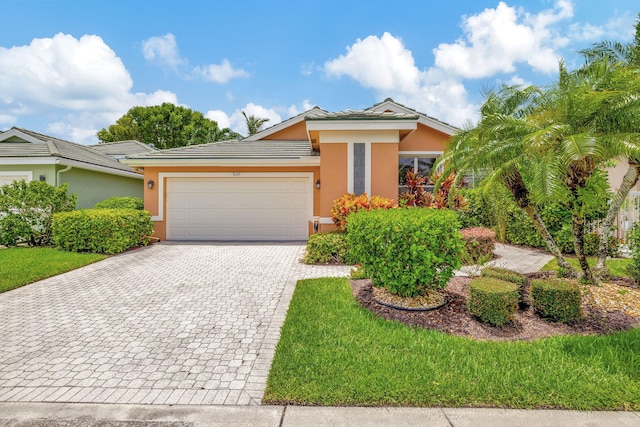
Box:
[56,165,72,186]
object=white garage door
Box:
[0,173,31,186]
[166,176,312,241]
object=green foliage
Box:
[626,223,640,285]
[94,196,144,210]
[267,277,640,409]
[330,193,394,231]
[553,225,619,257]
[481,266,527,306]
[460,227,496,265]
[346,208,463,297]
[0,181,76,247]
[304,232,351,264]
[468,277,519,326]
[96,103,241,149]
[480,266,526,285]
[52,209,153,255]
[531,279,583,323]
[242,111,270,136]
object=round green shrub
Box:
[304,232,351,264]
[468,277,519,326]
[94,197,144,210]
[530,279,583,323]
[346,208,463,297]
[480,266,527,306]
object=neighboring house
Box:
[0,128,144,208]
[124,99,457,241]
[88,140,157,160]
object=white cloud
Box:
[0,114,16,125]
[433,1,572,78]
[194,59,249,84]
[326,33,421,93]
[142,33,249,84]
[141,33,182,69]
[206,100,314,136]
[324,32,478,126]
[0,33,180,144]
[570,11,636,42]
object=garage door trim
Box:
[154,172,314,223]
[0,171,33,186]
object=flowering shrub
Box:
[330,193,394,231]
[399,171,468,210]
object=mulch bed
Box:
[352,275,640,341]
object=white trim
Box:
[398,151,444,156]
[122,157,320,168]
[0,157,142,179]
[0,129,45,144]
[154,172,314,222]
[315,130,400,143]
[306,120,417,132]
[0,171,33,182]
[319,217,334,224]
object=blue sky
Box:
[0,0,637,144]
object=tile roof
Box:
[127,139,314,159]
[365,98,458,132]
[305,109,419,121]
[88,140,157,156]
[0,127,139,174]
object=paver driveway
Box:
[0,243,351,406]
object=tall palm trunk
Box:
[572,211,596,284]
[595,161,640,276]
[505,171,578,277]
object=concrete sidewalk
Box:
[456,243,554,276]
[1,402,638,426]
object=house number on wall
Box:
[232,172,241,176]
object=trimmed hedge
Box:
[468,277,519,326]
[94,196,144,210]
[346,208,463,297]
[530,279,583,323]
[52,209,153,255]
[460,227,496,265]
[480,266,527,306]
[304,232,351,264]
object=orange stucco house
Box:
[124,99,457,241]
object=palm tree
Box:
[241,111,270,136]
[580,15,640,276]
[436,85,579,276]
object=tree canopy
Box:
[242,111,270,136]
[97,103,241,149]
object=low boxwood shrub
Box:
[346,208,463,297]
[468,277,518,326]
[481,266,527,307]
[304,232,351,264]
[94,196,144,210]
[530,278,582,323]
[52,209,153,254]
[460,227,496,265]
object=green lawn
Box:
[264,277,640,409]
[542,257,631,277]
[0,247,105,293]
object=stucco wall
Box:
[59,167,143,209]
[0,164,56,183]
[371,143,399,201]
[399,124,449,152]
[262,121,308,140]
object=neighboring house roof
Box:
[88,140,157,158]
[0,127,142,179]
[305,109,419,121]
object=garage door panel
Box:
[166,176,311,241]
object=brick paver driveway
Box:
[0,243,350,406]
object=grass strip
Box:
[0,247,105,293]
[264,277,640,409]
[542,257,631,277]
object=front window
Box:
[398,157,436,193]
